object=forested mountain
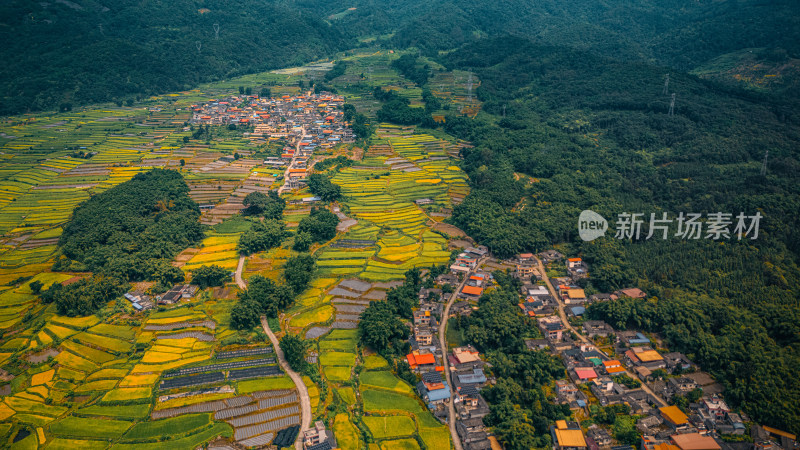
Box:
[0,0,349,114]
[432,37,800,433]
[327,0,800,71]
[2,0,798,113]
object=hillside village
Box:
[191,91,354,193]
[400,248,799,450]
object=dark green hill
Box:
[0,0,349,114]
[331,0,800,72]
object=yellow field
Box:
[141,351,182,364]
[75,379,119,393]
[50,315,100,328]
[0,402,14,421]
[86,368,128,381]
[146,315,203,325]
[119,373,159,387]
[102,387,152,402]
[30,369,54,386]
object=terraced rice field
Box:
[0,51,470,449]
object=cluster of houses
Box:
[517,251,799,450]
[190,92,354,192]
[405,252,499,450]
[124,283,198,312]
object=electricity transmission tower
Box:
[668,93,675,116]
[761,150,769,175]
[466,72,474,103]
[213,23,220,40]
[663,73,670,95]
[195,41,202,54]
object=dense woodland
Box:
[0,0,348,114]
[58,169,203,283]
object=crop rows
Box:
[164,357,275,378]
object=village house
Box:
[567,257,589,280]
[303,421,332,449]
[516,259,538,279]
[572,367,598,383]
[419,288,443,303]
[663,352,695,374]
[413,327,435,347]
[538,249,564,263]
[158,284,198,305]
[449,346,482,371]
[552,420,588,450]
[455,385,490,421]
[587,426,614,449]
[660,405,691,431]
[454,368,487,390]
[413,309,433,327]
[699,395,730,423]
[406,350,437,373]
[602,359,626,376]
[625,347,666,370]
[562,287,588,304]
[664,377,699,398]
[616,287,647,299]
[525,338,549,351]
[123,290,154,311]
[584,320,614,338]
[436,273,460,287]
[637,415,664,435]
[671,433,722,450]
[589,293,614,303]
[618,331,651,347]
[417,371,451,408]
[538,316,566,342]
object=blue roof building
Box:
[457,368,487,385]
[417,381,451,405]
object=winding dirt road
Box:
[235,255,312,449]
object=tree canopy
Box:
[58,168,203,281]
[297,207,338,244]
[190,265,231,289]
[242,191,285,220]
[237,219,286,255]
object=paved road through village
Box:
[534,257,667,407]
[440,256,486,450]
